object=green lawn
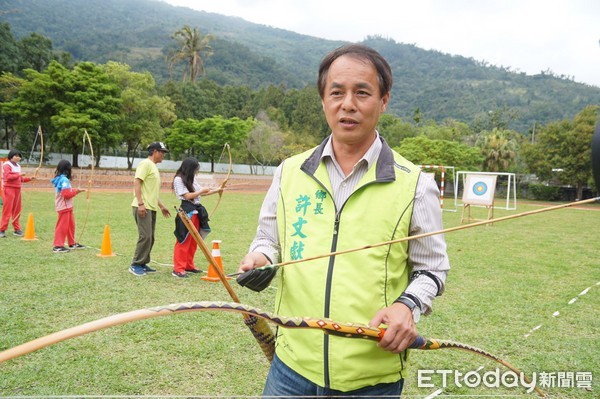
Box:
[0,190,598,398]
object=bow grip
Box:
[409,335,427,348]
[378,328,427,348]
[236,267,277,292]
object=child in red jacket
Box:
[1,149,34,238]
[51,160,86,253]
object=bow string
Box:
[208,143,232,219]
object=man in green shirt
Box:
[129,142,171,276]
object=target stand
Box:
[461,204,495,224]
[460,174,497,224]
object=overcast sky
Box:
[163,0,600,88]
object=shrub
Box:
[528,183,561,201]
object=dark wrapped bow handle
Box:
[236,267,277,292]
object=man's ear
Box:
[380,93,390,113]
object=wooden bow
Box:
[0,300,545,397]
[176,206,276,361]
[32,125,44,179]
[16,126,43,223]
[208,143,232,219]
[77,129,95,242]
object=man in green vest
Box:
[238,44,450,397]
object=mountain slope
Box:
[1,0,599,133]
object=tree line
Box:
[0,22,597,199]
[3,0,600,133]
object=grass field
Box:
[0,189,598,398]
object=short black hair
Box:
[317,44,393,100]
[8,149,22,160]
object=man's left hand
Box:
[160,207,171,218]
[369,302,418,353]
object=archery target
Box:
[472,181,488,196]
[462,174,497,205]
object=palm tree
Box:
[478,128,519,172]
[167,25,214,83]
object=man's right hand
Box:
[238,252,270,274]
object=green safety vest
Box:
[275,137,421,391]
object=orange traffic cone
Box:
[21,213,37,241]
[96,224,116,257]
[202,240,230,282]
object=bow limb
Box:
[77,130,95,243]
[83,129,94,200]
[208,143,232,219]
[0,300,545,397]
[0,301,373,364]
[411,338,546,397]
[0,301,383,363]
[33,125,44,179]
[176,207,276,361]
[14,126,43,224]
[178,207,240,302]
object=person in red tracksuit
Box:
[1,149,34,238]
[51,160,86,253]
[172,157,222,278]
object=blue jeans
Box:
[263,354,404,398]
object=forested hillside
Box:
[1,0,599,133]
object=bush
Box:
[528,183,561,201]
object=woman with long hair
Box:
[172,157,221,278]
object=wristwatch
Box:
[395,296,421,323]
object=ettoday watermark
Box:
[418,368,593,393]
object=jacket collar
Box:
[300,135,397,183]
